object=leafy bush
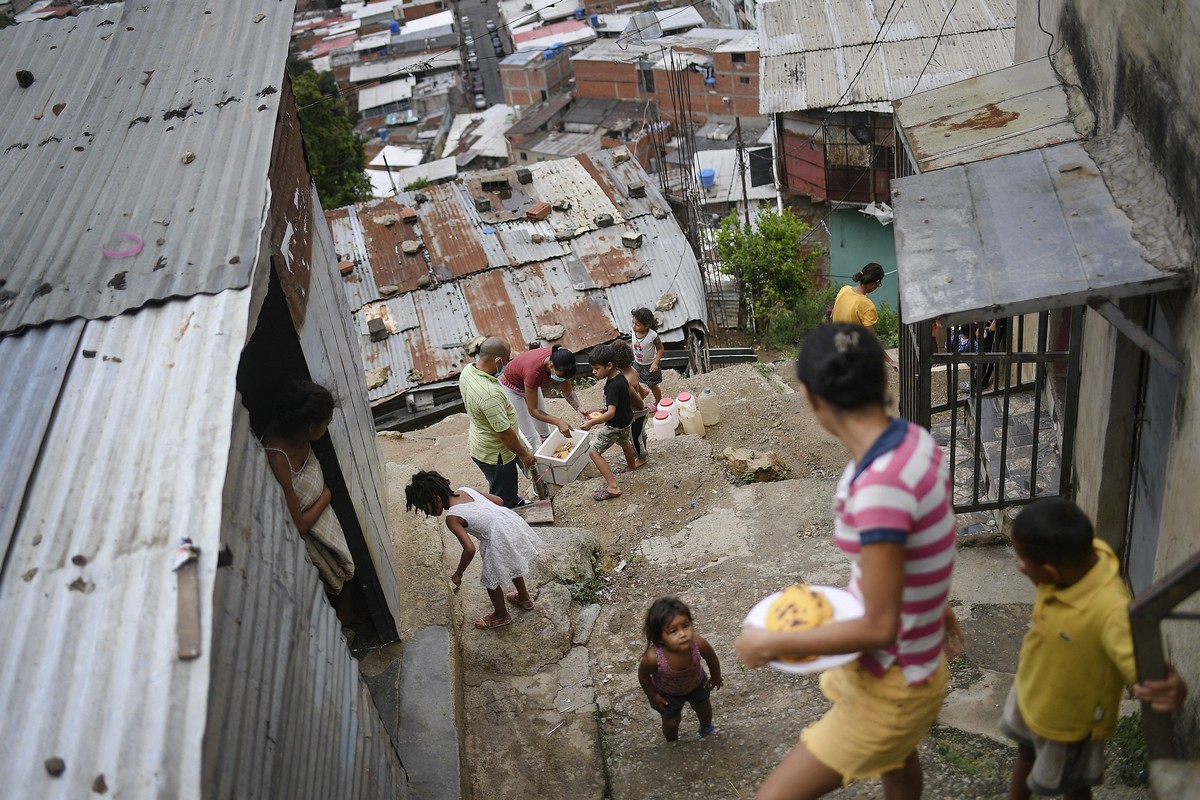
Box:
[760,285,840,352]
[716,209,826,334]
[403,177,432,191]
[874,301,899,349]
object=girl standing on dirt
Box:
[405,470,541,630]
[735,323,963,800]
[638,597,723,741]
[261,379,356,596]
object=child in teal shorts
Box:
[1003,498,1187,799]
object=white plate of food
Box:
[743,585,865,674]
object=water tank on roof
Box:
[378,128,389,143]
[389,19,400,33]
[698,168,716,189]
[589,12,599,26]
[574,7,585,18]
[544,48,555,59]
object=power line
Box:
[909,0,961,96]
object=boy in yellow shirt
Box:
[1004,498,1187,799]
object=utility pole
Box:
[735,115,750,227]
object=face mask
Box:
[549,372,566,382]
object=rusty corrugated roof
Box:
[327,149,704,404]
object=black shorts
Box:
[650,673,711,720]
[634,361,662,385]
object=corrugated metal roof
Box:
[893,57,1082,172]
[525,130,605,156]
[0,291,250,798]
[0,2,293,334]
[756,0,1016,114]
[444,104,515,160]
[693,148,778,204]
[894,141,1190,324]
[329,150,704,403]
[358,77,416,110]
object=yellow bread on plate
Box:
[765,584,834,662]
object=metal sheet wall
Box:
[0,292,251,798]
[203,407,407,800]
[301,185,403,634]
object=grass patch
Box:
[931,725,1010,785]
[1107,713,1149,786]
[558,550,604,605]
[753,363,774,379]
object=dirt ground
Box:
[377,356,1150,800]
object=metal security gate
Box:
[899,309,1084,515]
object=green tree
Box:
[291,70,372,209]
[716,209,826,334]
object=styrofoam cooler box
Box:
[534,428,592,485]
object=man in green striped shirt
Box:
[460,336,536,507]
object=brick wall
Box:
[573,59,642,101]
[503,55,575,110]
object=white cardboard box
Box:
[534,428,592,485]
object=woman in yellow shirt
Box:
[832,263,897,369]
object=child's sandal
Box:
[506,590,535,611]
[474,613,512,629]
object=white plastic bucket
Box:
[696,387,720,426]
[652,410,675,439]
[657,396,677,427]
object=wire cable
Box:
[909,0,960,96]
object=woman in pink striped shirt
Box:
[736,323,964,800]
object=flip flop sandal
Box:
[474,613,512,629]
[592,487,621,501]
[612,465,631,475]
[506,590,535,610]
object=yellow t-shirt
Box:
[831,285,879,327]
[1015,540,1137,741]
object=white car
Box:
[474,93,487,110]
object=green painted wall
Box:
[828,209,898,312]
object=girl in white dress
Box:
[406,470,541,629]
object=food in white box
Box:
[551,442,574,459]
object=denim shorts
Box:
[649,674,711,720]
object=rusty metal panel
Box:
[568,227,650,289]
[405,282,476,383]
[353,197,427,293]
[460,268,541,350]
[605,214,708,339]
[0,1,293,334]
[412,183,493,279]
[519,259,620,348]
[327,206,381,313]
[893,58,1081,173]
[268,83,316,331]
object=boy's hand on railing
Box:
[1133,662,1188,713]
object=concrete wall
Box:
[1021,0,1200,752]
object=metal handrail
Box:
[1129,549,1200,760]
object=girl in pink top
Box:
[735,323,963,800]
[638,597,723,741]
[497,344,586,447]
